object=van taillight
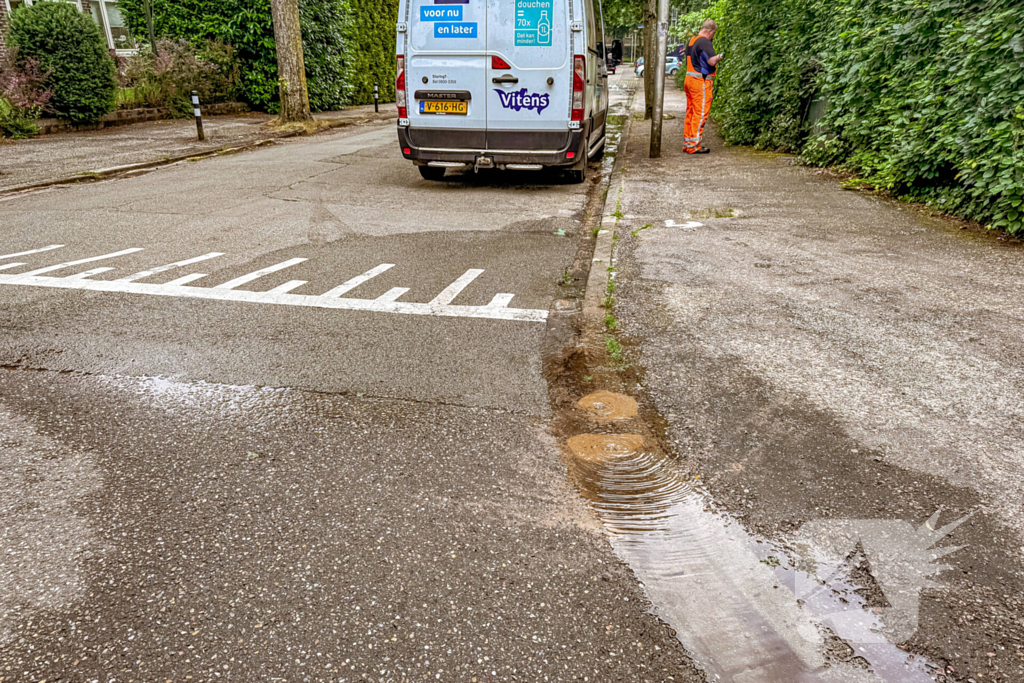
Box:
[396,55,407,118]
[571,55,585,122]
[492,56,512,70]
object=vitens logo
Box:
[494,88,550,114]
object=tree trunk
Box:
[642,0,657,119]
[270,0,312,122]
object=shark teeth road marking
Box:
[21,248,144,276]
[322,263,395,298]
[117,252,225,282]
[0,248,548,323]
[0,245,64,261]
[214,258,308,290]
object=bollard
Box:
[192,91,205,142]
[373,83,379,113]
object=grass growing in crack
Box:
[605,336,625,363]
[714,208,736,218]
[591,227,602,238]
[561,270,572,285]
[611,199,623,220]
[605,314,618,330]
[606,279,616,296]
[630,223,653,237]
[583,374,593,383]
[602,295,614,308]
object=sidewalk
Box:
[0,103,397,192]
[610,81,1024,679]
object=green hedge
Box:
[118,0,396,112]
[677,0,1024,234]
[7,1,117,124]
[343,0,398,105]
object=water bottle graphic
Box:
[538,9,551,45]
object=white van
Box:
[395,0,610,182]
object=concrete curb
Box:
[0,110,397,199]
[582,84,637,348]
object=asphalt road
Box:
[0,94,703,682]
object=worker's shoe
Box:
[693,147,710,154]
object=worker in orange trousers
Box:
[683,19,724,154]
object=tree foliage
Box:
[118,0,374,112]
[678,0,1024,234]
[7,1,117,124]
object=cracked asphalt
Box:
[0,91,703,683]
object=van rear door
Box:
[406,0,488,150]
[485,0,572,151]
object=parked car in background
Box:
[634,56,679,77]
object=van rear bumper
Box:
[398,124,589,167]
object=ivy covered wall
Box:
[676,0,1024,234]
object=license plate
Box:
[420,100,468,115]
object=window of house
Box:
[5,0,82,12]
[99,0,134,52]
[4,0,134,55]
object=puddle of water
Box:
[566,445,941,683]
[577,390,639,422]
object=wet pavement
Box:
[604,81,1024,681]
[5,70,1022,683]
[0,79,706,681]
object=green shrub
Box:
[8,1,117,124]
[119,39,240,115]
[0,97,41,138]
[342,0,398,105]
[682,0,1024,234]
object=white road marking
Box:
[118,252,225,282]
[486,293,516,308]
[22,248,143,276]
[65,267,114,280]
[0,263,25,272]
[376,287,409,302]
[0,245,63,261]
[322,264,395,298]
[269,280,308,294]
[429,269,484,307]
[0,248,548,322]
[164,273,208,286]
[665,219,704,230]
[214,258,308,290]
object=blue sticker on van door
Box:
[420,5,462,21]
[434,22,478,38]
[515,0,553,46]
[434,0,468,3]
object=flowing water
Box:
[565,430,942,682]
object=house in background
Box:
[1,0,137,57]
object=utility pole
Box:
[143,0,156,53]
[649,0,669,156]
[642,0,656,119]
[269,0,312,123]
